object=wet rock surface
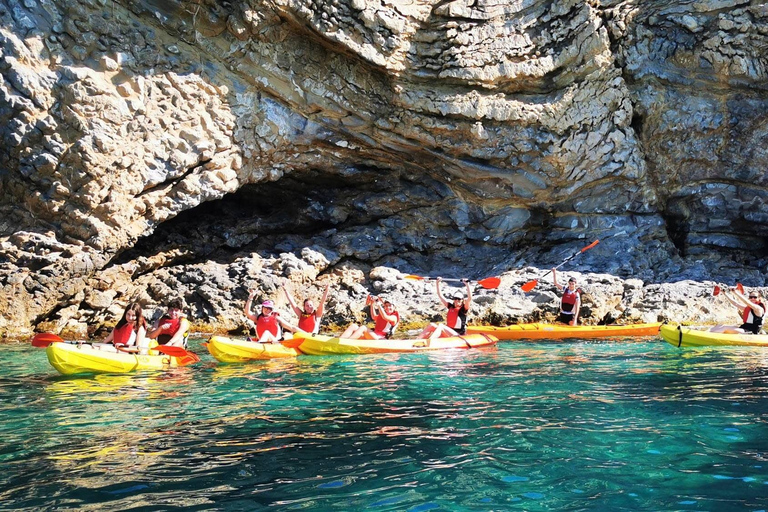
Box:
[1,0,767,337]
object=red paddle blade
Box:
[404,274,427,281]
[153,345,189,357]
[175,353,200,366]
[736,283,744,294]
[713,285,721,296]
[581,240,600,252]
[477,276,501,289]
[521,280,538,293]
[31,332,64,348]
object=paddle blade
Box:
[404,274,427,281]
[736,283,744,294]
[175,352,201,366]
[581,240,599,252]
[281,337,305,349]
[153,345,189,358]
[31,332,64,348]
[713,285,721,296]
[520,280,538,293]
[477,276,501,289]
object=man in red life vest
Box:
[147,298,190,347]
[552,269,581,326]
[244,290,297,343]
[282,282,330,335]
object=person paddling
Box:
[418,277,472,340]
[341,296,399,340]
[552,269,581,326]
[710,288,764,334]
[147,298,190,347]
[283,282,330,335]
[102,302,148,353]
[244,290,297,343]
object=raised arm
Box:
[722,289,744,309]
[315,282,331,318]
[282,285,302,317]
[552,268,560,289]
[731,288,765,317]
[435,277,449,307]
[244,289,259,323]
[462,279,472,311]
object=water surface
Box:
[1,339,767,511]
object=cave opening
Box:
[113,166,452,269]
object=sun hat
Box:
[452,293,464,300]
[261,300,275,308]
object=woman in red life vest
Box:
[244,290,297,343]
[341,296,400,340]
[710,288,765,334]
[418,277,472,340]
[103,302,147,351]
[283,282,330,335]
[147,298,190,347]
[552,269,581,326]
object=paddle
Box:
[404,275,502,290]
[713,283,744,296]
[31,332,69,348]
[521,240,600,292]
[31,332,199,362]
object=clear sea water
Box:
[1,338,767,511]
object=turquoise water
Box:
[1,339,767,511]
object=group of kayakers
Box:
[242,270,587,344]
[100,270,764,351]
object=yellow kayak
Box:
[660,324,768,348]
[294,332,497,355]
[206,335,301,362]
[466,322,662,340]
[46,342,187,375]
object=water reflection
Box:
[2,341,768,510]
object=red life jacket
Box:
[113,322,136,346]
[373,311,399,338]
[156,316,182,345]
[446,305,468,334]
[560,287,581,314]
[298,312,319,334]
[742,301,764,333]
[256,312,282,338]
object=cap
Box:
[452,294,464,300]
[261,300,274,308]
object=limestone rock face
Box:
[0,0,766,337]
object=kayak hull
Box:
[294,333,497,355]
[46,342,181,375]
[206,335,300,362]
[660,324,768,348]
[466,322,663,340]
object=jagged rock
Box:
[1,0,767,338]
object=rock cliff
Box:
[1,0,766,337]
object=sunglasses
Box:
[749,295,758,299]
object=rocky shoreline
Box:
[5,246,763,342]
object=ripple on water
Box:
[1,340,768,510]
